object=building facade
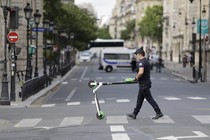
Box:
[163,0,210,65]
[0,0,44,80]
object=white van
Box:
[99,48,135,72]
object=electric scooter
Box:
[88,78,137,119]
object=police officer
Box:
[127,47,163,119]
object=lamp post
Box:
[49,21,54,82]
[33,9,41,77]
[24,3,33,81]
[52,26,58,77]
[189,0,203,82]
[43,19,49,86]
[0,0,10,105]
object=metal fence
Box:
[21,75,47,101]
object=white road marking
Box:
[187,97,206,100]
[41,104,55,107]
[173,78,182,81]
[164,97,181,100]
[108,77,116,79]
[65,87,77,101]
[151,115,175,123]
[59,117,84,127]
[112,133,130,140]
[116,99,130,103]
[14,118,42,128]
[107,116,128,124]
[70,78,77,81]
[79,67,88,82]
[160,78,168,80]
[157,131,208,139]
[193,115,210,123]
[110,125,125,132]
[67,102,80,106]
[62,81,68,84]
[92,100,105,104]
[96,77,103,80]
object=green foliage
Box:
[121,19,136,40]
[97,26,112,39]
[139,5,163,42]
[43,1,98,51]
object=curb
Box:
[171,72,197,83]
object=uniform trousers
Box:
[133,85,161,115]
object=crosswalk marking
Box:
[41,104,55,107]
[110,125,125,132]
[160,78,168,80]
[59,117,84,127]
[14,118,42,128]
[192,115,210,124]
[9,115,210,129]
[96,77,102,80]
[107,116,128,124]
[67,102,80,106]
[116,99,130,103]
[187,97,206,100]
[112,133,130,140]
[164,97,181,100]
[92,100,105,104]
[108,77,116,79]
[151,115,175,123]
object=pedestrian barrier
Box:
[21,75,47,101]
[60,63,72,77]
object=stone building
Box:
[162,0,210,65]
[0,0,44,80]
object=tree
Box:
[120,19,136,40]
[138,5,163,43]
[43,1,98,51]
[97,26,112,39]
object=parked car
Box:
[79,51,92,62]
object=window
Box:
[104,53,130,60]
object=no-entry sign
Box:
[7,31,19,43]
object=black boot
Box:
[127,113,136,119]
[152,113,163,119]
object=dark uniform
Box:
[127,48,163,119]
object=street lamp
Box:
[0,0,10,105]
[49,21,54,81]
[33,9,41,77]
[43,19,49,86]
[189,0,202,81]
[52,26,58,77]
[24,3,33,81]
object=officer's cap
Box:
[134,47,144,55]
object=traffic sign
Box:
[7,31,19,43]
[197,19,208,35]
[32,27,45,32]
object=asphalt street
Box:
[0,58,210,140]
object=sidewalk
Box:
[0,66,76,107]
[164,60,210,84]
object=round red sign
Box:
[7,31,19,43]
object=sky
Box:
[75,0,116,19]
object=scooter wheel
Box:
[96,111,105,120]
[88,80,97,88]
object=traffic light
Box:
[189,0,194,3]
[9,6,19,29]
